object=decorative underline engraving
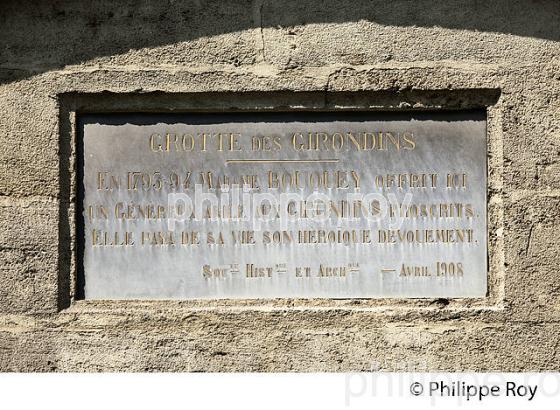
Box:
[225,159,340,164]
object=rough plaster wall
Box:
[0,0,559,371]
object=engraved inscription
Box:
[80,112,487,299]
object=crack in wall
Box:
[253,0,266,63]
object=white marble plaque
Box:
[79,111,487,299]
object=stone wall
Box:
[0,0,559,371]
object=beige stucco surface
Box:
[0,0,559,371]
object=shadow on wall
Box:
[1,0,559,84]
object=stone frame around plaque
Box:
[56,89,504,312]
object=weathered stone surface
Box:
[0,199,60,314]
[504,192,560,321]
[1,311,558,372]
[0,0,559,371]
